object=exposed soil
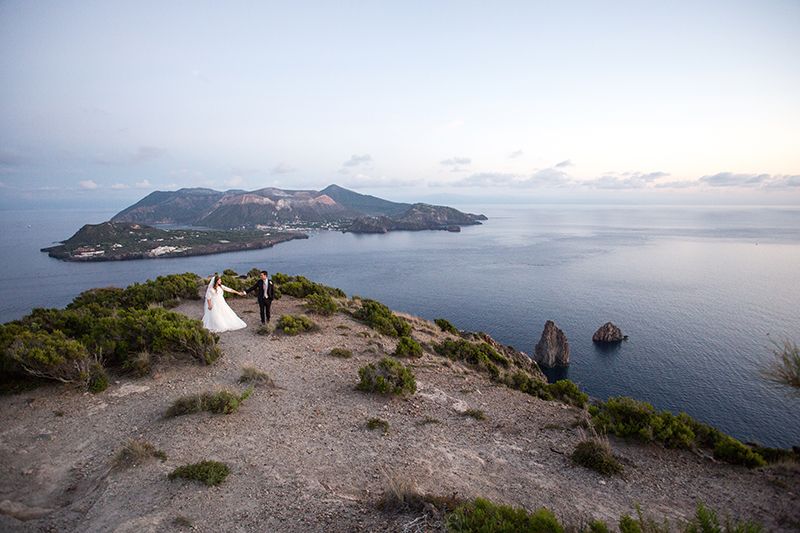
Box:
[1,295,798,532]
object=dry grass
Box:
[113,439,167,469]
[763,339,800,391]
[239,366,275,387]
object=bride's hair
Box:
[214,275,222,287]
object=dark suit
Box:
[246,278,275,324]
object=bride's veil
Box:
[205,274,217,300]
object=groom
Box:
[245,270,275,324]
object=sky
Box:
[1,0,799,208]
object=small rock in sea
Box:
[533,320,570,367]
[592,322,625,343]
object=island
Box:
[41,222,307,262]
[43,184,487,261]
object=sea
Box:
[2,205,799,448]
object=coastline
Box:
[0,282,797,531]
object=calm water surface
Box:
[2,205,799,447]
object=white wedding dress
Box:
[202,280,247,333]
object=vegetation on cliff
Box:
[1,273,219,392]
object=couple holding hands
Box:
[202,270,275,333]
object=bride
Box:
[202,275,247,333]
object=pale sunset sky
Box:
[1,0,798,207]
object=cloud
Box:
[342,154,372,167]
[453,172,520,187]
[440,156,471,166]
[555,159,572,168]
[696,172,800,189]
[79,180,98,190]
[583,171,669,189]
[270,163,295,175]
[135,179,152,189]
[111,183,130,190]
[521,168,572,187]
[508,150,523,159]
[698,172,770,187]
[341,173,423,188]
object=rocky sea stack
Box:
[534,320,570,367]
[592,322,626,343]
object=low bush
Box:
[434,318,459,334]
[87,362,109,393]
[354,299,411,337]
[547,380,589,408]
[433,338,509,370]
[357,357,416,396]
[3,329,91,386]
[571,438,624,476]
[329,348,353,358]
[166,387,253,417]
[590,396,767,467]
[367,417,390,434]
[305,293,338,316]
[168,460,230,486]
[446,497,564,533]
[394,336,422,358]
[276,314,317,335]
[272,273,345,299]
[685,503,764,533]
[68,273,201,310]
[238,367,274,387]
[123,351,152,377]
[114,439,167,468]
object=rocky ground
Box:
[0,294,798,532]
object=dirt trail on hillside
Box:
[0,295,798,532]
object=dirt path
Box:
[1,295,798,532]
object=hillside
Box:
[0,281,797,532]
[40,222,307,261]
[110,184,486,232]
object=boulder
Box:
[533,320,570,367]
[592,322,625,343]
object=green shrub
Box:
[69,273,201,310]
[354,299,411,337]
[571,438,624,476]
[166,387,253,417]
[433,338,509,369]
[713,436,767,468]
[685,503,763,533]
[238,367,274,387]
[548,380,589,408]
[329,348,353,358]
[394,336,422,358]
[357,357,416,396]
[87,362,109,393]
[305,293,338,316]
[446,497,564,533]
[276,314,317,335]
[168,460,230,486]
[366,417,390,434]
[273,274,345,298]
[590,397,767,467]
[3,329,91,386]
[587,520,611,533]
[435,318,459,334]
